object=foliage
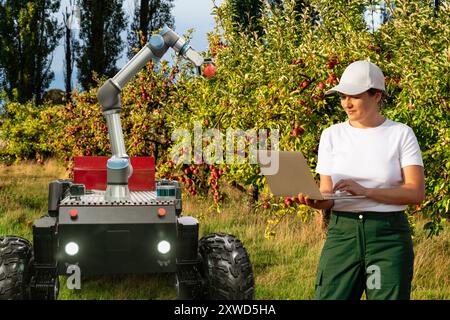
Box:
[378,0,450,236]
[228,0,265,35]
[0,102,59,163]
[127,0,175,58]
[0,0,62,105]
[62,0,77,102]
[166,0,449,234]
[0,0,448,235]
[76,0,127,90]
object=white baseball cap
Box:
[325,60,386,95]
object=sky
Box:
[50,0,223,91]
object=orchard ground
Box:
[0,160,448,300]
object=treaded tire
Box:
[199,233,255,300]
[0,236,33,300]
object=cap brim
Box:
[325,83,370,96]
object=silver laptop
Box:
[257,150,366,200]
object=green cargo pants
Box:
[315,211,414,300]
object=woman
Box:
[299,60,425,300]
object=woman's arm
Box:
[333,165,425,205]
[298,174,334,209]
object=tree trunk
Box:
[154,141,159,167]
[35,0,46,106]
[434,0,441,15]
[148,0,161,33]
[92,1,105,79]
[65,26,72,101]
[139,0,150,44]
[16,17,25,103]
[64,6,73,102]
[228,181,246,193]
[247,184,259,212]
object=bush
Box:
[0,102,61,164]
[164,0,449,235]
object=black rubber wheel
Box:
[0,236,33,300]
[198,233,255,300]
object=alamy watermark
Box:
[366,265,381,290]
[171,122,280,175]
[66,264,81,290]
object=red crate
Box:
[73,156,155,191]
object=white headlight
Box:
[157,240,171,254]
[65,242,79,256]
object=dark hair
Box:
[367,88,386,110]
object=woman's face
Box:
[339,91,381,123]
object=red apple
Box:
[284,197,292,207]
[291,126,305,137]
[300,80,309,89]
[203,63,216,78]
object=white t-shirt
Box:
[316,118,423,212]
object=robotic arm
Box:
[96,26,204,202]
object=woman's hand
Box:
[298,192,334,210]
[333,179,368,196]
[331,166,424,205]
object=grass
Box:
[0,160,449,300]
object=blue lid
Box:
[148,34,165,50]
[107,158,129,170]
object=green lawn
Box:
[0,160,449,300]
